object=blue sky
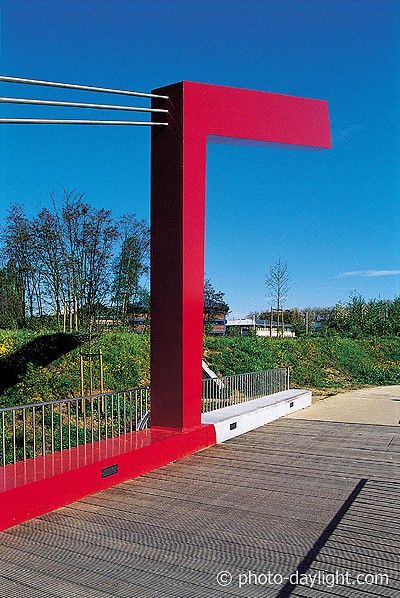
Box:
[0,0,399,317]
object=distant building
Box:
[93,315,121,331]
[205,312,227,335]
[133,314,150,334]
[93,313,150,333]
[226,318,295,337]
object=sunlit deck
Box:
[0,413,399,597]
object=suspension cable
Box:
[0,75,169,100]
[0,96,168,113]
[0,118,167,126]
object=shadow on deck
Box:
[0,417,398,597]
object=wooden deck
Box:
[0,417,399,597]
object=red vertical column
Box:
[150,81,331,431]
[150,82,205,430]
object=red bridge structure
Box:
[0,77,331,530]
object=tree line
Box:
[251,259,399,338]
[2,195,396,339]
[0,192,229,333]
[0,192,150,330]
[251,293,400,337]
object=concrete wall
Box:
[202,389,311,442]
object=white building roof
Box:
[226,319,254,326]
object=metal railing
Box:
[202,368,289,413]
[0,387,150,467]
[1,368,289,466]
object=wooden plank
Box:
[0,575,58,598]
[0,419,399,597]
[21,508,324,558]
[141,467,360,499]
[0,560,115,598]
[291,580,388,598]
[312,552,399,576]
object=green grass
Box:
[0,330,150,407]
[1,330,399,407]
[204,335,400,390]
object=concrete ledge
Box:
[202,389,311,442]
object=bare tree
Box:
[266,258,290,312]
[266,259,290,336]
[34,207,66,324]
[30,192,117,328]
[1,192,152,331]
[53,191,119,327]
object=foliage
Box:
[1,205,36,322]
[0,193,150,332]
[112,214,150,325]
[252,295,400,339]
[0,259,25,328]
[203,335,400,390]
[204,278,229,325]
[1,330,399,408]
[0,330,150,407]
[321,294,400,338]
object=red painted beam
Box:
[150,81,331,430]
[0,424,216,531]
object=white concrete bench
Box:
[202,389,311,442]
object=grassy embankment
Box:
[0,329,399,407]
[0,329,149,408]
[204,335,400,400]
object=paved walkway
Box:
[0,387,398,597]
[287,385,400,425]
